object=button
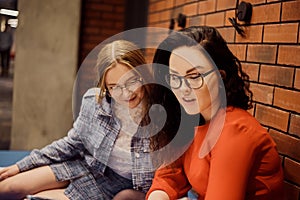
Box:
[135,153,140,158]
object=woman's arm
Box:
[0,164,19,181]
[148,190,170,200]
[146,155,191,200]
[16,91,97,172]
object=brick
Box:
[217,27,235,43]
[115,6,125,13]
[260,65,294,87]
[198,0,216,14]
[247,45,277,64]
[156,1,167,12]
[269,129,300,161]
[216,0,236,11]
[264,23,298,43]
[173,7,184,19]
[283,181,300,200]
[189,15,205,26]
[284,158,300,186]
[278,45,300,66]
[160,10,171,21]
[114,21,124,30]
[282,1,300,21]
[183,2,198,16]
[206,12,225,27]
[85,10,102,19]
[176,0,186,6]
[251,4,281,24]
[85,27,101,35]
[295,69,300,90]
[85,3,113,12]
[246,0,265,5]
[148,12,160,24]
[236,25,263,43]
[255,104,289,132]
[165,0,175,9]
[274,88,300,113]
[225,10,236,26]
[242,63,259,81]
[290,114,300,138]
[102,12,124,21]
[228,44,246,61]
[250,83,274,105]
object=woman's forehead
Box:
[105,63,136,83]
[170,46,213,72]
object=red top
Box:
[147,107,283,200]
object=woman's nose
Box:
[180,79,192,95]
[122,87,132,97]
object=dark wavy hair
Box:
[153,26,253,110]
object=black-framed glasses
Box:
[165,69,215,89]
[107,76,143,96]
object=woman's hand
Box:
[0,164,20,181]
[147,190,170,200]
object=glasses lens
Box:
[187,74,203,89]
[165,74,181,89]
[110,86,122,96]
[126,78,142,91]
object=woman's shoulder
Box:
[83,87,101,100]
[80,88,111,117]
[225,107,259,126]
[212,107,274,152]
[222,107,269,140]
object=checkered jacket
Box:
[16,88,155,196]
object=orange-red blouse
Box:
[147,107,283,200]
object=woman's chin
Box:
[184,107,200,115]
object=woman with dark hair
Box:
[147,26,283,200]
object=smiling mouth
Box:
[182,97,196,103]
[126,95,136,102]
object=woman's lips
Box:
[182,96,196,103]
[125,95,136,102]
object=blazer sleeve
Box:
[16,89,97,172]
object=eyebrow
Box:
[106,75,136,86]
[170,68,179,74]
[186,66,205,74]
[170,66,205,75]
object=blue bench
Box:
[0,150,30,167]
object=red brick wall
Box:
[74,0,126,117]
[148,0,300,199]
[79,0,125,65]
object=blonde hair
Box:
[96,40,149,100]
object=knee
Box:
[0,179,27,199]
[113,189,145,200]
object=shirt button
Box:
[135,153,140,158]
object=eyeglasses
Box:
[165,69,215,89]
[107,77,143,96]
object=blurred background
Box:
[0,0,299,199]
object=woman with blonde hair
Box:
[0,40,159,200]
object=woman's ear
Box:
[219,70,227,80]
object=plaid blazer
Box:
[17,88,155,199]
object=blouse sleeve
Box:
[146,155,191,200]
